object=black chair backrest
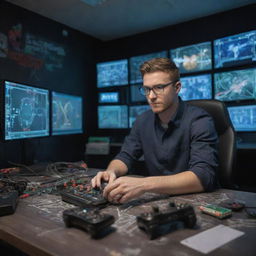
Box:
[187,99,236,188]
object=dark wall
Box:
[0,1,100,167]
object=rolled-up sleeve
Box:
[189,112,219,191]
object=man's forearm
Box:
[143,171,204,195]
[106,159,128,177]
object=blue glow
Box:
[98,92,119,103]
[180,74,212,100]
[228,105,256,132]
[97,59,128,88]
[130,85,147,103]
[214,30,256,68]
[98,105,128,128]
[4,81,49,140]
[129,105,150,128]
[52,92,83,135]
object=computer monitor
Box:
[214,30,256,68]
[130,51,168,84]
[98,92,119,103]
[228,105,256,132]
[97,59,128,88]
[4,80,49,140]
[98,105,128,129]
[170,41,212,73]
[180,74,212,100]
[52,92,83,135]
[129,105,150,128]
[214,68,256,102]
[130,85,147,103]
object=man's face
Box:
[143,71,181,114]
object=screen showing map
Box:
[4,81,49,140]
[228,105,256,132]
[214,30,256,68]
[97,59,128,88]
[170,42,212,73]
[130,51,168,84]
[214,68,256,101]
[179,74,212,100]
[52,92,83,135]
[129,105,150,128]
[98,105,128,129]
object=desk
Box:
[0,189,256,256]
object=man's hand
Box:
[103,176,146,203]
[91,170,117,189]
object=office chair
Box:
[187,99,236,188]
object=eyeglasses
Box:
[139,80,178,96]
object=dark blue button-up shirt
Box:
[114,98,219,191]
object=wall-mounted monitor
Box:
[4,81,49,140]
[214,30,256,68]
[214,68,256,102]
[180,74,212,101]
[98,105,128,129]
[228,105,256,132]
[130,85,147,103]
[98,92,119,103]
[129,105,150,128]
[52,92,83,135]
[130,51,168,84]
[170,42,212,73]
[97,59,128,88]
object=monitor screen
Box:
[214,68,256,102]
[180,74,212,100]
[97,59,128,88]
[98,105,128,129]
[228,105,256,132]
[130,85,147,103]
[214,30,256,68]
[170,42,212,73]
[52,92,83,135]
[130,51,168,84]
[129,105,150,128]
[4,81,49,140]
[98,92,119,103]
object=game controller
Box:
[136,202,196,239]
[0,190,19,216]
[63,207,115,238]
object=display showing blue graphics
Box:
[180,74,212,100]
[171,42,212,73]
[228,105,256,132]
[130,85,147,103]
[4,81,49,140]
[214,30,256,68]
[97,59,128,88]
[129,105,150,128]
[99,92,119,103]
[98,105,128,129]
[130,51,168,84]
[214,68,256,101]
[52,92,83,135]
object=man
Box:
[92,58,218,203]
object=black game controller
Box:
[0,190,19,216]
[136,202,196,239]
[63,208,115,238]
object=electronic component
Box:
[221,201,245,211]
[199,204,232,219]
[136,202,196,239]
[60,188,108,208]
[0,190,19,216]
[63,208,115,238]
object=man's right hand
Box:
[91,170,117,189]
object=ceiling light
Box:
[80,0,107,6]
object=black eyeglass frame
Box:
[139,80,179,96]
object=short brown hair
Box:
[140,57,180,81]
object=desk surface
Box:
[0,189,256,256]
